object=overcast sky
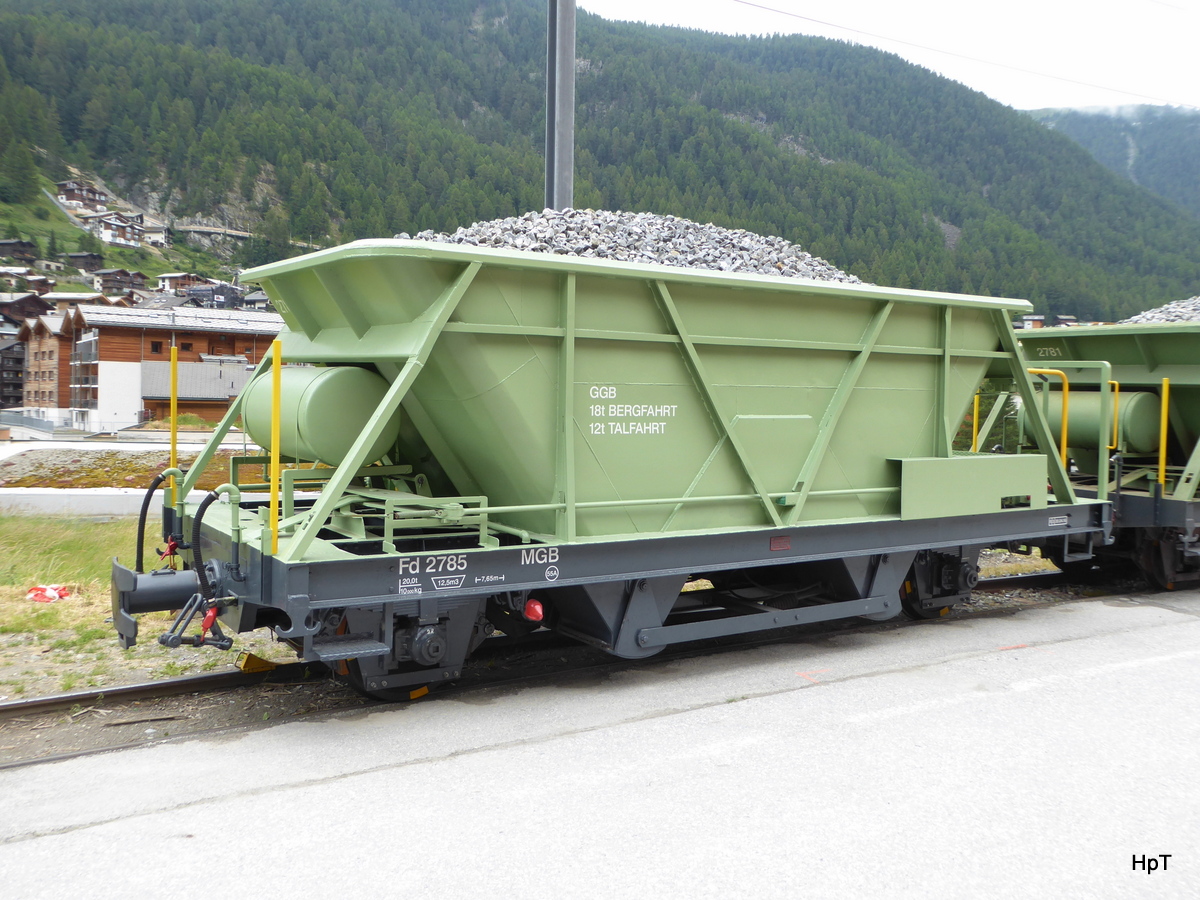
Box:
[577,0,1200,111]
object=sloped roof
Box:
[17,314,66,340]
[43,292,104,302]
[73,305,284,335]
[0,292,39,305]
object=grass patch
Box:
[155,660,188,678]
[0,184,79,252]
[1,448,249,491]
[0,515,159,636]
[0,515,149,587]
[49,626,111,652]
[0,604,63,635]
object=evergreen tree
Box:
[76,230,104,256]
[0,140,38,203]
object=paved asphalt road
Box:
[1,592,1197,898]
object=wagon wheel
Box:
[329,614,434,703]
[900,593,951,620]
[344,658,434,703]
[898,579,952,620]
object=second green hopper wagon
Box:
[1019,322,1200,587]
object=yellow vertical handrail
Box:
[270,339,282,555]
[1028,368,1069,468]
[1159,377,1170,487]
[1107,380,1120,451]
[169,344,178,499]
[971,392,980,452]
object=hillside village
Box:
[1,176,282,435]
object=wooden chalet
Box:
[56,180,109,211]
[26,275,56,295]
[91,269,147,294]
[0,292,53,324]
[143,224,171,248]
[0,240,36,264]
[16,314,71,409]
[41,292,128,313]
[156,272,214,294]
[66,252,105,273]
[91,213,144,248]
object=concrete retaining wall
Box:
[0,488,211,517]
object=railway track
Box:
[0,578,1118,770]
[0,660,328,722]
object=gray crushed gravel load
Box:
[1120,295,1200,324]
[398,208,861,283]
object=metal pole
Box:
[169,345,178,498]
[545,0,575,210]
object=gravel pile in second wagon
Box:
[399,208,861,282]
[1120,295,1200,324]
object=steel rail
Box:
[0,573,1073,722]
[0,662,325,721]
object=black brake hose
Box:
[191,491,221,600]
[135,473,167,574]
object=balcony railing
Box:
[71,344,100,364]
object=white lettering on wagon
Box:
[585,386,678,437]
[521,547,559,566]
[399,555,468,575]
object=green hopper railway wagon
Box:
[1017,323,1200,588]
[111,240,1108,698]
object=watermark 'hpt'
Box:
[1132,855,1171,873]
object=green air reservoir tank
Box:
[242,365,402,466]
[1032,390,1161,453]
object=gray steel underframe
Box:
[635,594,893,648]
[210,502,1108,655]
[1075,487,1197,531]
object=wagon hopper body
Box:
[111,241,1107,697]
[1018,323,1200,587]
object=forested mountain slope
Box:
[2,0,1199,320]
[1030,106,1200,223]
